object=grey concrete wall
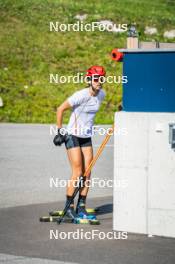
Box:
[113,112,175,238]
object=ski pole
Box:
[84,125,114,177]
[57,125,114,224]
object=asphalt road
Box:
[0,196,175,264]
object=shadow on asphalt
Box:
[96,203,113,215]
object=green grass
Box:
[0,0,175,124]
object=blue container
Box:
[120,49,175,112]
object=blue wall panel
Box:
[123,51,175,112]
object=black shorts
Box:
[65,134,92,150]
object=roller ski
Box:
[40,216,100,225]
[40,205,100,225]
[57,205,100,225]
[49,207,99,217]
[40,206,77,223]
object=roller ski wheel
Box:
[74,218,100,225]
[39,216,58,222]
[39,216,100,225]
[55,217,100,225]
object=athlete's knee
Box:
[71,172,83,188]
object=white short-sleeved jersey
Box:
[66,88,105,138]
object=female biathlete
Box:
[53,66,106,222]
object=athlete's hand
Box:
[53,128,67,146]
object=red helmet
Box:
[86,66,106,77]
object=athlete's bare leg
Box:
[66,147,83,196]
[79,146,93,196]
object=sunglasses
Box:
[93,76,105,83]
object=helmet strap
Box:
[91,83,96,92]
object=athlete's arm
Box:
[57,100,72,128]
